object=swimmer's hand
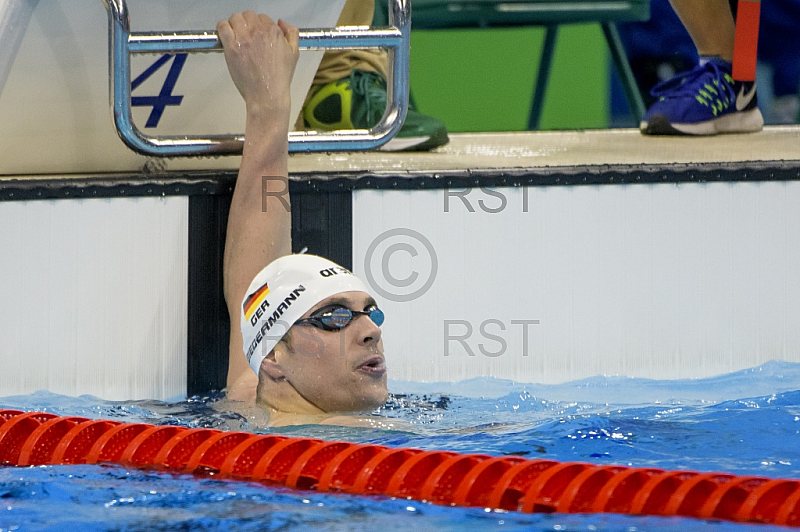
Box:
[217,12,299,119]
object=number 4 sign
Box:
[131,53,187,128]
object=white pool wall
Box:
[353,181,800,383]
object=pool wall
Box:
[0,196,188,400]
[1,2,799,400]
[3,134,800,399]
[354,180,800,384]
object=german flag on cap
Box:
[243,282,270,322]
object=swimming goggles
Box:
[295,304,385,332]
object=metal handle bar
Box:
[103,0,410,156]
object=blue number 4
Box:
[131,53,187,128]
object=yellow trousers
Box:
[313,0,388,84]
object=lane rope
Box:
[1,409,798,526]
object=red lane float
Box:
[1,410,799,526]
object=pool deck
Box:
[288,127,800,176]
[0,127,798,190]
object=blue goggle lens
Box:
[317,306,385,329]
[368,307,385,327]
[327,307,353,328]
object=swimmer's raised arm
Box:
[219,12,299,400]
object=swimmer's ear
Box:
[259,347,286,381]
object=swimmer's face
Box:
[274,291,387,413]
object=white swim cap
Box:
[241,254,373,375]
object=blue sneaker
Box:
[640,60,764,135]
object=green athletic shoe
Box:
[303,69,449,152]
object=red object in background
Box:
[732,0,761,81]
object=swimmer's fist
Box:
[217,11,300,119]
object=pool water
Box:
[2,360,799,531]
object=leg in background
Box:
[300,0,449,151]
[312,0,388,85]
[668,0,735,61]
[639,0,763,135]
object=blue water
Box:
[2,360,800,531]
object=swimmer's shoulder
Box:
[213,399,408,430]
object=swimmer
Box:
[218,12,393,428]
